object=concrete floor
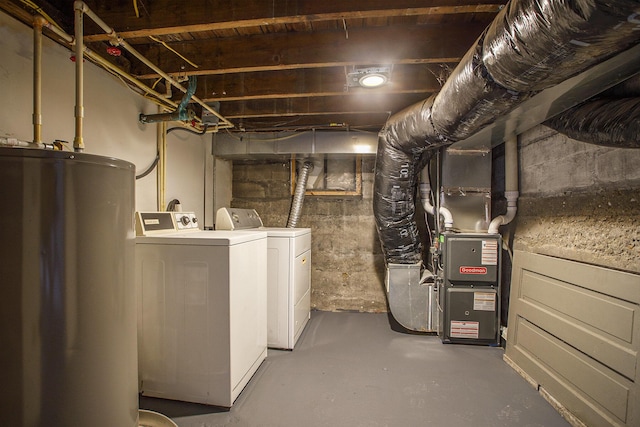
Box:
[140,311,570,427]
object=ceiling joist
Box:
[0,0,506,131]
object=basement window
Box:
[291,155,362,196]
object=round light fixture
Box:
[358,73,388,88]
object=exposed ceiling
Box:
[1,0,507,133]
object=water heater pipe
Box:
[419,167,453,230]
[72,1,232,130]
[488,135,519,234]
[157,110,167,211]
[73,1,85,152]
[139,76,198,124]
[33,15,46,145]
[39,18,178,114]
[0,136,50,149]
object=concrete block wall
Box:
[514,125,640,274]
[519,125,640,196]
[232,157,387,312]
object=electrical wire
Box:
[166,199,181,211]
[167,124,208,135]
[149,35,199,69]
[223,128,301,142]
[135,154,159,180]
[136,125,208,180]
[20,0,64,31]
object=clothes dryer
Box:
[216,208,311,350]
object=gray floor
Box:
[140,311,570,427]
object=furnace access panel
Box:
[439,234,501,345]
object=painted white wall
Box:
[165,129,207,215]
[0,11,208,220]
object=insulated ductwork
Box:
[374,0,640,330]
[545,97,640,148]
[544,74,640,148]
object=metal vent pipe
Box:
[287,160,314,228]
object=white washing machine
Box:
[216,207,311,350]
[135,211,267,407]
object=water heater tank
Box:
[0,147,138,427]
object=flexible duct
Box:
[374,0,640,330]
[601,73,640,98]
[545,97,640,148]
[543,61,640,148]
[287,160,314,228]
[483,0,640,93]
[544,73,640,148]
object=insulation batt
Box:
[374,0,640,266]
[545,97,640,148]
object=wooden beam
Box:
[219,93,428,118]
[82,3,504,42]
[191,65,445,101]
[131,23,485,78]
[229,114,392,131]
[139,58,462,79]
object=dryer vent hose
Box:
[287,160,314,228]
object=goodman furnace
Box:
[438,233,501,345]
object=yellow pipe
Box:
[73,1,84,152]
[73,1,233,130]
[45,2,227,133]
[84,49,178,110]
[157,108,166,211]
[33,15,46,144]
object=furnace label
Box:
[450,321,479,339]
[481,240,498,265]
[473,292,496,311]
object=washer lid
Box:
[136,230,267,246]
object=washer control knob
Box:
[180,216,191,226]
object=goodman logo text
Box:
[459,266,487,274]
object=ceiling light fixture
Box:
[346,66,391,89]
[359,73,388,88]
